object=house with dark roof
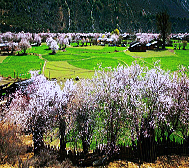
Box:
[129,41,146,52]
[129,40,162,52]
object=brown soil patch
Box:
[107,155,189,168]
[168,49,175,53]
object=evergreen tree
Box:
[156,11,171,49]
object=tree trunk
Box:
[32,116,45,155]
[59,118,66,152]
[33,125,44,155]
[24,47,27,55]
[110,117,115,158]
[81,136,89,155]
[162,32,166,50]
[52,50,56,54]
[58,118,67,161]
[139,127,156,163]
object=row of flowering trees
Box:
[0,31,161,55]
[0,32,41,44]
[4,63,189,161]
[1,31,189,49]
[44,32,120,54]
[4,31,189,55]
[0,32,42,55]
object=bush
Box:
[32,148,59,167]
[18,150,74,168]
[183,40,187,49]
[60,158,73,168]
[0,122,27,164]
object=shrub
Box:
[60,158,73,168]
[32,148,59,167]
[182,40,187,50]
[0,122,27,164]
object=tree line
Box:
[3,63,189,163]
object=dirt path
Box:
[42,60,47,74]
[38,54,47,75]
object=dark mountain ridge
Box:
[1,0,189,33]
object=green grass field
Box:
[0,56,7,63]
[42,46,135,80]
[0,54,44,78]
[126,49,176,58]
[44,61,94,80]
[0,42,189,80]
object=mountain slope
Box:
[1,0,189,33]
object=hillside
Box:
[1,0,189,33]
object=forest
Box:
[1,0,189,33]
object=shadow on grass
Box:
[49,53,56,55]
[16,52,29,56]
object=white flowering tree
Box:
[46,37,54,49]
[6,75,75,155]
[64,64,177,161]
[14,32,23,42]
[165,69,189,142]
[87,63,188,162]
[0,35,3,43]
[15,32,33,43]
[110,34,119,44]
[68,79,97,155]
[57,34,65,50]
[50,40,59,54]
[81,37,86,46]
[2,32,13,42]
[33,34,42,46]
[75,34,81,46]
[59,79,76,153]
[8,41,18,54]
[18,38,31,55]
[128,65,173,162]
[91,67,129,157]
[63,37,69,49]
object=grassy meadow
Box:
[0,41,189,81]
[0,53,44,79]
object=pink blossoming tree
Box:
[6,75,75,155]
[18,38,31,55]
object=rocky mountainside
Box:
[1,0,189,33]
